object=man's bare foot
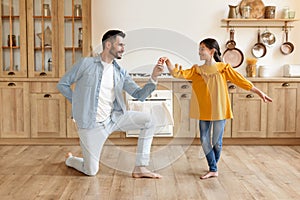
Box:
[132,166,162,179]
[65,152,73,166]
[200,171,218,179]
[65,152,72,159]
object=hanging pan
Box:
[251,29,267,58]
[225,29,236,49]
[280,29,294,55]
[261,28,276,46]
[223,29,244,68]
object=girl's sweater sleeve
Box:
[171,64,197,80]
[221,63,254,90]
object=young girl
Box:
[159,38,272,179]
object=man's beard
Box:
[110,49,123,59]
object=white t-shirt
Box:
[96,61,115,122]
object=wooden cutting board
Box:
[239,0,265,19]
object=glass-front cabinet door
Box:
[27,0,58,77]
[58,0,91,76]
[0,0,27,77]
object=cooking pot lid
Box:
[223,49,244,68]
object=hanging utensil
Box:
[280,29,294,55]
[223,29,244,68]
[251,29,267,58]
[261,28,276,46]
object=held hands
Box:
[158,57,171,66]
[151,57,175,81]
[151,58,165,81]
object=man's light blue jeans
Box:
[65,111,155,176]
[199,120,226,172]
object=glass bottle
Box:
[43,4,51,16]
[243,6,251,19]
[7,35,16,46]
[78,28,83,47]
[74,4,82,17]
[282,7,289,19]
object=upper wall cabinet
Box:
[0,0,91,78]
[27,0,91,78]
[0,0,27,77]
[27,0,58,78]
[57,0,91,77]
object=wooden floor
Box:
[0,144,299,200]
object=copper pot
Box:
[280,30,294,55]
[252,30,267,58]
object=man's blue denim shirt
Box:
[57,56,156,129]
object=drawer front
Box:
[30,82,60,93]
[228,82,267,94]
[173,82,192,93]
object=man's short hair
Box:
[102,30,126,48]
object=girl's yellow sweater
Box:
[171,62,254,120]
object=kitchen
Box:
[0,0,300,199]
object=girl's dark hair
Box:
[200,38,222,62]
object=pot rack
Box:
[221,18,299,31]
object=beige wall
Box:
[92,0,300,76]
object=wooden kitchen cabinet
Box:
[0,0,28,77]
[173,81,197,138]
[30,82,66,138]
[231,82,268,138]
[0,0,91,139]
[27,0,91,78]
[57,0,91,76]
[0,81,30,138]
[267,82,300,138]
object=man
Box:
[57,30,163,178]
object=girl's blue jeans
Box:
[199,120,226,172]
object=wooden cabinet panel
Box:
[0,82,30,138]
[30,93,66,138]
[267,82,300,138]
[231,83,268,138]
[30,82,59,93]
[173,82,197,138]
[173,92,197,138]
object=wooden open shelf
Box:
[221,18,299,29]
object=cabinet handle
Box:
[282,82,290,87]
[246,94,254,98]
[8,71,15,76]
[40,72,47,76]
[181,85,189,89]
[8,82,16,87]
[228,85,236,89]
[180,94,188,99]
[44,94,52,98]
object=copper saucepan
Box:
[223,29,244,68]
[225,29,236,49]
[252,29,267,58]
[280,29,294,55]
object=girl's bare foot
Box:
[200,171,218,179]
